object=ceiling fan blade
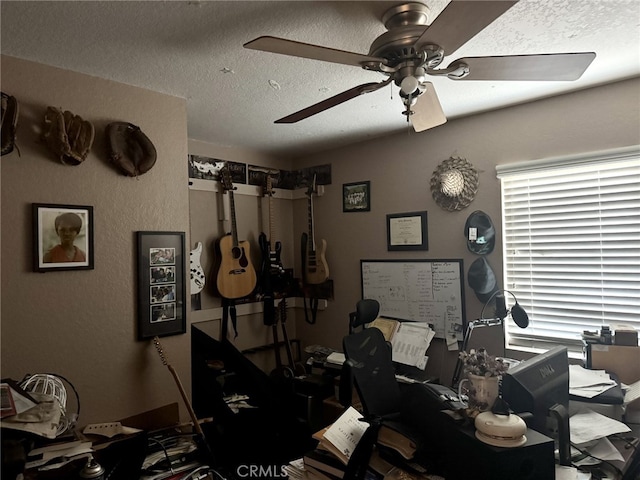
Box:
[415,1,518,55]
[244,36,386,68]
[448,52,596,81]
[275,78,393,124]
[411,83,447,132]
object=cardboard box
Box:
[614,326,638,346]
[591,345,640,385]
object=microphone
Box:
[495,294,508,320]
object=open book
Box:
[313,406,419,466]
[312,406,369,465]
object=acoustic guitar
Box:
[302,174,329,284]
[214,166,257,300]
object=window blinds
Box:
[497,147,640,352]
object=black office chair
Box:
[340,327,404,480]
[348,298,380,334]
[340,325,451,480]
[342,327,401,418]
[340,299,383,410]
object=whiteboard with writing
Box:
[361,259,466,340]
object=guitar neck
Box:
[228,189,239,247]
[303,180,329,283]
[268,187,275,248]
[307,194,316,253]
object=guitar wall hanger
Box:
[190,180,324,199]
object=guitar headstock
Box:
[219,165,234,192]
[153,336,169,366]
[306,174,317,198]
[263,174,274,197]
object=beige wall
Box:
[1,55,191,425]
[2,52,638,426]
[292,77,640,383]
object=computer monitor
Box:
[501,345,571,466]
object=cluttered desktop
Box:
[313,315,640,480]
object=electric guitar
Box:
[214,166,257,300]
[189,242,205,295]
[152,336,213,463]
[302,174,329,284]
[258,174,287,295]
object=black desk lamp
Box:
[451,290,529,386]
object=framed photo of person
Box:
[137,231,186,340]
[32,203,94,272]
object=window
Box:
[497,147,640,353]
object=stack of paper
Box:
[569,365,617,399]
[391,322,435,370]
[283,458,305,479]
[569,409,631,467]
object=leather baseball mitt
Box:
[106,121,157,177]
[1,92,19,156]
[42,106,95,165]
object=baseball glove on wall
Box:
[1,92,20,156]
[106,122,157,177]
[42,106,95,165]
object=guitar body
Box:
[215,233,257,300]
[259,233,284,279]
[304,237,329,285]
[189,242,206,294]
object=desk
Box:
[405,407,555,480]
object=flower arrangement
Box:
[459,348,509,377]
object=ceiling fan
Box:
[244,1,596,132]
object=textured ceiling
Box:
[2,1,639,159]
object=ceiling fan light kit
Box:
[244,1,596,133]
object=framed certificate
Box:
[386,211,428,251]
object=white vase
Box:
[458,373,500,411]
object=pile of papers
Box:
[569,365,617,399]
[569,409,631,467]
[368,318,435,370]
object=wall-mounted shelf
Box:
[188,178,322,199]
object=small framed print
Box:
[387,211,428,251]
[137,231,186,340]
[343,181,371,212]
[32,203,94,272]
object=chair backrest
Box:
[349,299,380,334]
[342,327,401,418]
